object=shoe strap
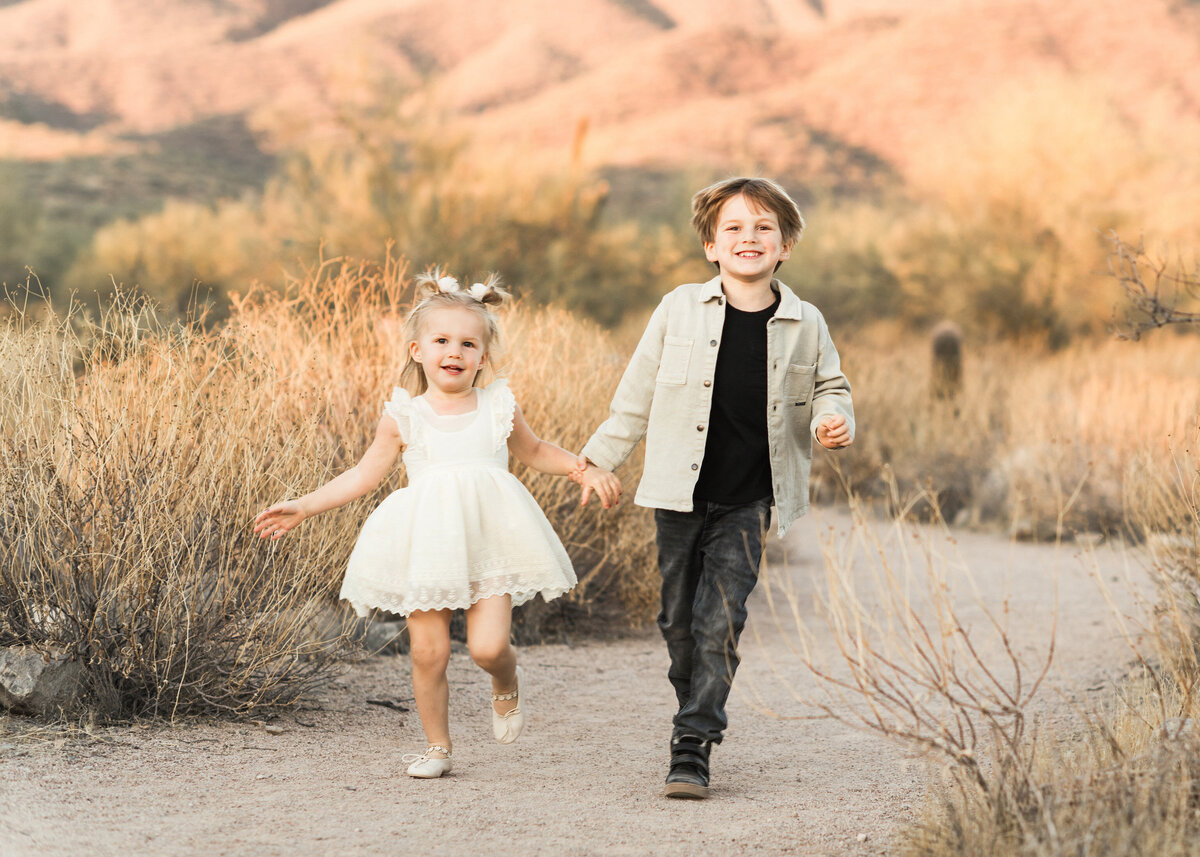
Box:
[492,688,519,701]
[402,744,452,764]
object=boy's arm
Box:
[580,296,670,471]
[809,318,855,448]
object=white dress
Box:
[339,380,577,617]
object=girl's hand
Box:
[577,463,622,509]
[254,501,307,540]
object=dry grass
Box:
[819,326,1200,539]
[0,257,656,720]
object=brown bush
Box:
[0,256,656,720]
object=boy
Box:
[576,177,854,799]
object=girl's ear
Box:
[409,340,422,362]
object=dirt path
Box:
[0,510,1149,857]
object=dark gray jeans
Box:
[654,497,771,744]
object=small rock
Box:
[264,725,285,735]
[363,620,408,655]
[857,833,868,842]
[0,646,83,716]
[1010,518,1036,541]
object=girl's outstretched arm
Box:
[254,416,404,540]
[508,404,621,508]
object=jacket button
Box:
[691,463,698,471]
[709,339,717,346]
[703,380,711,387]
[697,424,704,431]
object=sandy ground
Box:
[0,509,1150,857]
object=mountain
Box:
[1,0,1198,180]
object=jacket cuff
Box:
[581,438,624,473]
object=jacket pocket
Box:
[784,362,816,404]
[656,336,693,386]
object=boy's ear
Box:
[704,241,719,263]
[780,242,793,260]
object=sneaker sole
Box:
[663,781,709,799]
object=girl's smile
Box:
[410,307,489,400]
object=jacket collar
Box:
[698,275,804,320]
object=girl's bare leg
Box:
[406,608,453,753]
[465,594,519,716]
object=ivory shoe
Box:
[403,745,452,778]
[492,665,525,744]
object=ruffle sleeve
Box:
[382,387,416,446]
[487,379,517,452]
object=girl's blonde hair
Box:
[398,269,510,395]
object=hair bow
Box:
[434,276,490,301]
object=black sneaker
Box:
[663,734,711,799]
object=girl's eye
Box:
[435,337,447,344]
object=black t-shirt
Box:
[692,292,779,505]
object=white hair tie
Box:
[467,283,490,301]
[436,276,460,293]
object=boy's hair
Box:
[398,269,509,395]
[690,177,806,249]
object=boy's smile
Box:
[704,193,792,290]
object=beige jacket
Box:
[582,276,854,536]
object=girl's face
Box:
[410,306,489,396]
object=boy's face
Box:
[703,193,792,286]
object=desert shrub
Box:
[0,257,657,720]
[819,329,1200,536]
[775,501,1200,857]
[65,107,698,328]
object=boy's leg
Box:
[654,507,707,709]
[673,497,771,744]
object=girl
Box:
[254,273,619,779]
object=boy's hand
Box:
[253,501,307,540]
[574,462,622,509]
[816,415,852,449]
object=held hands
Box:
[253,500,307,540]
[568,456,622,509]
[816,415,853,450]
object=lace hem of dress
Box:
[488,379,516,453]
[341,573,571,618]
